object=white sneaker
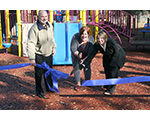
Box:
[104,91,111,95]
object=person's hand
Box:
[81,40,88,46]
[52,49,55,56]
[80,56,87,64]
[78,53,83,59]
[80,59,84,64]
[78,63,85,70]
[30,60,36,66]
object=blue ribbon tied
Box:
[0,61,69,93]
[81,76,150,86]
[1,62,150,92]
[36,61,69,93]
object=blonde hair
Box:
[97,30,108,43]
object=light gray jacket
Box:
[27,20,56,60]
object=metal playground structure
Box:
[0,10,138,64]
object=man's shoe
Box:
[36,92,46,99]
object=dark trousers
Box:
[104,65,120,94]
[35,54,53,94]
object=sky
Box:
[1,0,149,10]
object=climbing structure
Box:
[68,10,138,48]
[86,10,138,48]
[0,10,138,59]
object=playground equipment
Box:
[53,21,82,65]
[0,11,3,49]
[86,10,138,48]
[0,10,138,64]
[2,43,12,54]
[0,10,20,55]
[140,23,150,38]
[0,10,12,53]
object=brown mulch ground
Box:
[1,35,150,110]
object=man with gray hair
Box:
[27,10,56,98]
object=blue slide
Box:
[53,21,82,65]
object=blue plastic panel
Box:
[53,21,66,65]
[53,21,82,65]
[66,21,81,64]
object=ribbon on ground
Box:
[0,62,69,93]
[81,76,150,86]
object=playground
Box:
[0,10,150,110]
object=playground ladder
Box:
[86,10,138,48]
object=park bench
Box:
[131,40,150,49]
[140,23,150,38]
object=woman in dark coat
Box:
[70,26,95,91]
[80,30,126,95]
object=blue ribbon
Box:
[1,62,150,92]
[81,76,150,86]
[0,63,31,70]
[36,61,69,93]
[0,62,69,93]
